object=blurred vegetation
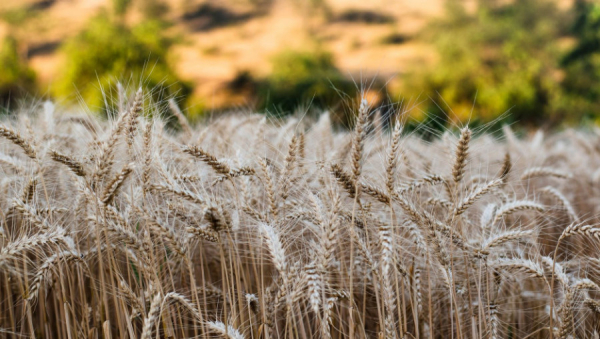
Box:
[52,12,191,116]
[0,36,36,109]
[258,49,357,117]
[559,0,600,125]
[3,0,600,129]
[112,0,132,17]
[401,0,572,130]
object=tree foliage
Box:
[258,49,357,116]
[53,13,190,114]
[558,0,600,124]
[402,0,571,128]
[0,36,36,108]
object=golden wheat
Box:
[1,91,600,338]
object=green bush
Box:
[53,13,190,115]
[258,49,357,118]
[0,36,36,108]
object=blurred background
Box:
[0,0,599,130]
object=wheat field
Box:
[0,89,599,339]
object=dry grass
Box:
[1,93,600,339]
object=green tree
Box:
[559,0,600,125]
[112,0,132,17]
[0,36,36,108]
[401,0,570,128]
[258,49,356,119]
[53,13,190,115]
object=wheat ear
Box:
[454,178,503,216]
[0,229,72,268]
[452,127,471,183]
[306,261,321,315]
[499,152,511,186]
[259,223,287,277]
[0,125,37,159]
[126,87,143,150]
[13,199,52,231]
[101,163,134,205]
[571,278,600,291]
[320,192,340,272]
[141,292,162,339]
[27,251,82,301]
[330,163,356,198]
[585,299,600,314]
[489,303,499,339]
[521,167,572,181]
[150,183,205,205]
[557,291,574,339]
[541,256,569,288]
[168,98,192,137]
[482,230,533,251]
[259,158,277,219]
[186,224,219,242]
[492,200,545,224]
[141,121,153,192]
[204,205,232,233]
[20,176,37,203]
[206,320,245,339]
[493,258,545,279]
[540,186,578,222]
[163,292,202,321]
[183,145,231,176]
[50,150,86,177]
[560,223,600,241]
[278,134,298,201]
[351,98,369,185]
[386,117,403,194]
